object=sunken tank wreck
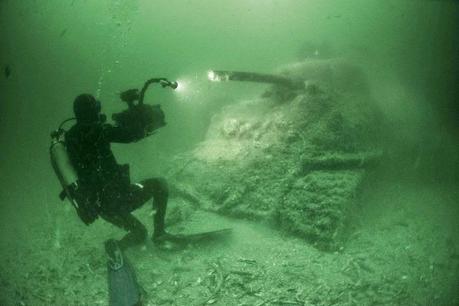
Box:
[167,58,382,251]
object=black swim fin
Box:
[173,228,233,242]
[154,228,233,250]
[105,239,142,306]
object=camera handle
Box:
[120,78,177,107]
[138,78,168,105]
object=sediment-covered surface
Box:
[2,60,457,306]
[168,59,382,250]
[1,183,458,305]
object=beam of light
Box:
[208,70,218,82]
[173,73,215,104]
[208,70,229,82]
[175,80,185,92]
[172,78,198,103]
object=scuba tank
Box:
[50,118,78,204]
[50,118,97,225]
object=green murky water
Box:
[0,1,458,305]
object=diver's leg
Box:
[101,213,147,250]
[120,178,169,241]
[138,178,169,239]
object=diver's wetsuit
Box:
[65,122,168,250]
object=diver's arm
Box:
[103,124,145,143]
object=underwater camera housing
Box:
[112,78,177,136]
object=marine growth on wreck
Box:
[0,1,458,305]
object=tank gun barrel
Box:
[208,70,304,90]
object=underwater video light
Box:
[170,81,178,89]
[159,79,178,89]
[175,80,183,91]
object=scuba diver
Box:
[51,78,178,251]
